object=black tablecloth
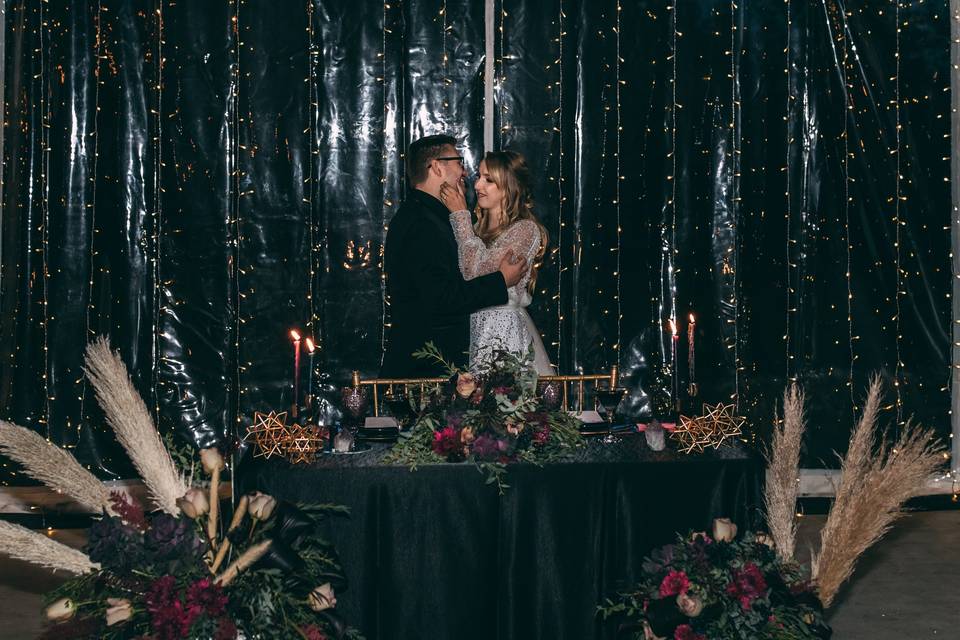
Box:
[240,437,763,640]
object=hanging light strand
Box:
[784,0,793,384]
[79,1,105,444]
[306,0,319,352]
[554,1,566,366]
[230,0,241,427]
[40,0,51,438]
[894,0,903,428]
[730,0,742,406]
[841,6,856,416]
[615,1,623,358]
[151,0,164,423]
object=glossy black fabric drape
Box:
[497,0,952,465]
[241,443,763,640]
[0,0,952,475]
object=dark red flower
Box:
[726,563,769,610]
[110,490,148,531]
[299,625,328,640]
[214,617,238,640]
[659,570,690,597]
[674,624,706,640]
[533,425,550,445]
[186,578,229,617]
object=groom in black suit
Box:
[381,134,527,377]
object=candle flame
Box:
[305,337,315,353]
[290,329,301,341]
[668,319,677,336]
[689,313,695,323]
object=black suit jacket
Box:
[381,189,507,377]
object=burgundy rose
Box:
[674,624,706,640]
[726,563,768,610]
[659,570,690,597]
[214,617,238,640]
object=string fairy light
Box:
[893,0,903,430]
[306,0,319,361]
[841,4,856,417]
[556,1,565,368]
[231,0,241,429]
[78,0,105,446]
[785,0,793,384]
[39,0,51,439]
[151,0,164,424]
[730,0,742,406]
[659,1,677,373]
[615,1,623,359]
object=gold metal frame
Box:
[352,366,619,416]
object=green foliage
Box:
[385,344,584,492]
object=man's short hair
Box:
[406,134,457,187]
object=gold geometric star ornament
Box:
[245,410,290,459]
[701,402,745,449]
[286,424,322,464]
[670,402,746,454]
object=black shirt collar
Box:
[408,188,449,218]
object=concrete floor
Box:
[1,512,958,638]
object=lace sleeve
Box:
[449,212,540,281]
[449,210,489,279]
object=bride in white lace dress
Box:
[439,150,556,375]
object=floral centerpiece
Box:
[385,343,582,491]
[0,338,359,640]
[599,519,831,640]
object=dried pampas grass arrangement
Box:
[763,384,805,563]
[0,420,116,516]
[811,376,945,607]
[0,520,100,575]
[84,337,187,515]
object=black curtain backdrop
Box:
[0,0,951,476]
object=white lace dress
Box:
[449,210,556,375]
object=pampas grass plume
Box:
[0,521,99,575]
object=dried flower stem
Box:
[207,467,221,550]
[0,521,100,575]
[763,385,805,562]
[210,495,249,574]
[215,539,270,587]
[812,377,945,607]
[0,420,115,516]
[84,338,188,515]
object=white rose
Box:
[176,487,210,519]
[105,598,133,626]
[712,517,738,542]
[44,598,76,622]
[308,583,337,612]
[248,492,278,521]
[676,592,704,617]
[455,373,478,399]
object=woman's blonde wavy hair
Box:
[474,150,549,294]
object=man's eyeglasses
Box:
[435,156,465,165]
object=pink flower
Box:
[674,624,706,640]
[659,570,690,597]
[299,625,328,640]
[432,427,464,461]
